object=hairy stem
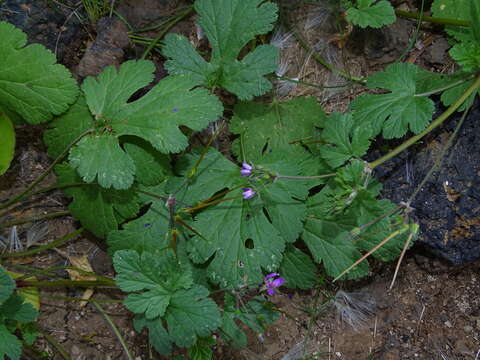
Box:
[19,279,116,288]
[369,74,480,169]
[141,6,194,59]
[0,210,70,228]
[0,129,93,211]
[93,301,135,360]
[276,174,336,180]
[38,326,71,360]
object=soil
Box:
[0,0,479,359]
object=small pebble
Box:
[464,325,473,333]
[444,320,453,328]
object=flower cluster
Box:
[240,162,253,176]
[263,273,285,296]
[241,162,256,200]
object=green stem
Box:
[273,74,353,89]
[276,174,336,180]
[21,279,116,288]
[0,129,93,211]
[395,9,470,27]
[141,6,194,59]
[38,326,71,360]
[93,301,134,360]
[43,294,122,303]
[369,74,480,169]
[0,228,83,259]
[0,210,70,228]
[13,264,112,283]
[414,75,475,97]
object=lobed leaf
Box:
[0,324,21,360]
[163,0,279,100]
[346,0,396,28]
[172,148,311,287]
[449,42,480,73]
[230,97,326,162]
[351,63,435,138]
[320,112,371,168]
[279,245,317,289]
[46,60,223,190]
[0,21,78,124]
[55,164,140,238]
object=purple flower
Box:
[242,187,256,200]
[240,162,253,176]
[264,272,285,296]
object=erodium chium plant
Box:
[1,0,480,357]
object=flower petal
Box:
[264,272,280,280]
[271,277,285,288]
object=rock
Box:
[425,38,450,65]
[0,0,82,64]
[346,19,414,65]
[464,325,473,333]
[374,101,480,265]
[115,0,182,29]
[77,17,130,78]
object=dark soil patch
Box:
[1,1,479,359]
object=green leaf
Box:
[431,0,471,42]
[354,199,409,261]
[279,245,317,289]
[162,34,218,87]
[302,209,368,279]
[43,95,93,159]
[20,323,38,346]
[114,250,221,348]
[125,288,171,319]
[0,21,78,124]
[320,112,371,168]
[46,60,222,190]
[173,148,310,287]
[0,324,22,360]
[164,286,221,348]
[163,0,279,100]
[0,295,38,323]
[123,137,172,186]
[0,265,15,304]
[346,0,396,28]
[113,249,193,294]
[471,0,480,43]
[107,183,171,254]
[69,134,136,190]
[221,293,278,348]
[134,315,172,355]
[351,63,435,138]
[220,45,278,100]
[0,111,15,175]
[129,269,220,350]
[449,42,480,73]
[55,163,140,238]
[187,337,215,360]
[230,97,326,162]
[300,160,405,280]
[440,77,478,111]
